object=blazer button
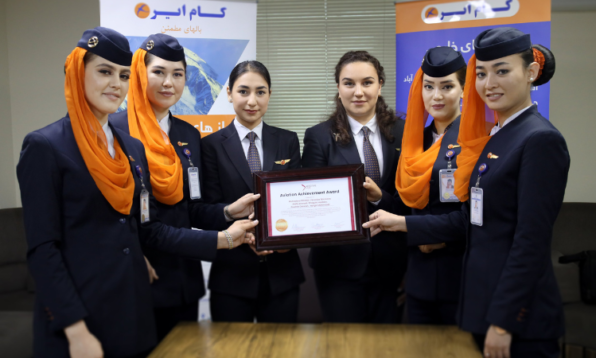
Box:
[123,248,130,255]
[119,218,126,224]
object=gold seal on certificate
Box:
[253,164,370,250]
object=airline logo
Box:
[422,0,519,24]
[135,3,151,19]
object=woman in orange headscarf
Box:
[110,33,260,341]
[364,27,568,358]
[395,46,467,325]
[17,28,256,358]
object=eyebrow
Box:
[476,62,509,70]
[424,79,454,84]
[238,85,268,90]
[96,63,116,70]
[342,76,375,81]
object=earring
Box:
[530,78,534,81]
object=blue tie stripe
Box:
[362,126,381,184]
[246,132,261,173]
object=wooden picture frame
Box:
[253,164,370,250]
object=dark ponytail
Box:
[520,44,556,86]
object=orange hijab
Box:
[395,68,449,210]
[126,49,184,205]
[64,47,135,215]
[453,54,497,201]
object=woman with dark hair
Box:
[365,27,568,357]
[396,46,467,325]
[109,33,260,341]
[301,50,408,323]
[201,60,305,322]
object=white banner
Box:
[100,0,257,137]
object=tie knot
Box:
[362,126,371,138]
[246,132,257,143]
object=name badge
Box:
[140,189,150,223]
[439,169,458,202]
[188,167,201,200]
[470,187,483,226]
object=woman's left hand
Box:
[363,177,382,202]
[362,210,407,236]
[484,325,512,358]
[227,193,261,219]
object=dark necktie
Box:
[362,126,381,184]
[246,132,262,173]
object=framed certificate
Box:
[253,164,370,250]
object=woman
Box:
[364,28,568,357]
[201,61,305,322]
[17,28,256,358]
[396,46,467,325]
[301,51,408,323]
[110,33,259,340]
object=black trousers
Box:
[314,263,400,323]
[473,334,560,358]
[210,264,300,322]
[406,295,458,325]
[153,301,198,343]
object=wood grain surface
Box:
[148,322,483,358]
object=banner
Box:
[100,0,257,136]
[395,0,551,120]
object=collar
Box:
[347,115,378,136]
[234,118,264,140]
[156,112,171,135]
[430,119,455,134]
[490,105,532,136]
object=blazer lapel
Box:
[261,123,279,172]
[337,133,361,165]
[379,134,395,188]
[221,122,253,190]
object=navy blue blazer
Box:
[301,118,408,288]
[110,111,226,308]
[407,118,465,302]
[17,115,222,357]
[406,106,569,339]
[201,120,305,299]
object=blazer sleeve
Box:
[301,127,328,168]
[405,203,469,246]
[201,137,225,206]
[485,131,570,335]
[16,132,88,332]
[138,146,219,262]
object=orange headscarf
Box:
[453,54,498,201]
[126,49,184,205]
[64,47,135,215]
[395,68,449,210]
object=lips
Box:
[103,92,120,101]
[432,104,445,110]
[486,93,503,102]
[159,92,175,97]
[245,109,258,115]
[352,101,367,106]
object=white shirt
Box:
[432,132,444,144]
[157,112,171,135]
[347,115,384,178]
[490,105,532,136]
[102,122,115,159]
[234,119,264,169]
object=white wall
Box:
[0,0,16,208]
[550,12,596,202]
[0,1,594,206]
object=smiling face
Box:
[227,71,271,129]
[422,72,463,123]
[83,54,130,122]
[337,61,382,124]
[145,55,186,119]
[475,53,539,120]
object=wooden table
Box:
[149,322,483,358]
